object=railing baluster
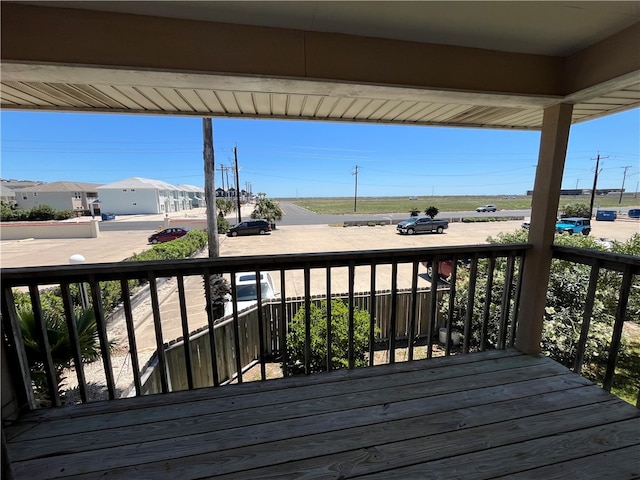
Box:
[255,268,267,381]
[203,273,220,387]
[28,285,60,406]
[88,277,116,399]
[60,283,87,403]
[279,270,288,376]
[445,256,458,356]
[368,262,377,367]
[481,255,496,351]
[348,261,355,369]
[497,254,515,350]
[427,255,440,359]
[176,276,194,390]
[229,270,243,384]
[389,260,398,364]
[572,261,600,374]
[147,275,168,394]
[408,261,419,361]
[120,279,141,396]
[1,287,36,411]
[463,255,479,354]
[508,255,525,348]
[304,264,311,375]
[326,265,332,371]
[603,264,634,392]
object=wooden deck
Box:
[4,349,640,479]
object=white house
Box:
[97,177,191,215]
[177,184,205,208]
[13,181,100,213]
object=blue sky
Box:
[1,108,638,198]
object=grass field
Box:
[282,195,640,215]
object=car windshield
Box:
[235,282,272,301]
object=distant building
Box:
[0,185,16,205]
[97,177,189,214]
[13,181,100,213]
[526,188,624,196]
[177,184,205,208]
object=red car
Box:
[148,227,190,244]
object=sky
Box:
[1,108,638,198]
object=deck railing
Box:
[2,243,529,414]
[551,245,640,406]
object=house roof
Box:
[0,185,16,197]
[97,177,180,191]
[177,184,204,193]
[1,2,638,130]
[12,181,101,192]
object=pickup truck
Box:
[396,216,449,235]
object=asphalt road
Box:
[99,203,532,231]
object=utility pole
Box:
[202,118,219,258]
[218,165,226,195]
[352,165,359,212]
[588,153,607,218]
[575,178,580,190]
[619,166,632,204]
[234,146,242,223]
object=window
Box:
[132,202,137,206]
[33,192,37,196]
[22,195,27,200]
[123,189,128,192]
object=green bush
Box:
[561,203,591,218]
[54,209,74,220]
[28,204,57,221]
[425,206,439,218]
[217,216,231,234]
[285,298,375,374]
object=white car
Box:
[476,204,497,212]
[225,271,278,316]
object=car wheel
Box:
[566,229,573,235]
[151,239,158,244]
[230,231,238,237]
[436,226,444,234]
[407,228,415,235]
[259,229,266,235]
[582,228,591,236]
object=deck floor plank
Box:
[4,350,639,480]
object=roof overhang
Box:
[2,2,639,130]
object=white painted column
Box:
[516,103,573,354]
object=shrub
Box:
[409,209,419,217]
[285,298,375,374]
[28,204,57,221]
[54,209,74,220]
[561,203,591,218]
[217,216,231,234]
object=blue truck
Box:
[555,217,591,235]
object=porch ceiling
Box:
[1,1,639,129]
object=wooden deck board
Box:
[4,350,639,480]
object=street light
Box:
[69,254,89,310]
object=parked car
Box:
[148,227,189,244]
[476,204,497,212]
[227,219,271,236]
[521,222,530,229]
[421,259,470,282]
[396,217,448,235]
[225,271,278,315]
[555,217,591,235]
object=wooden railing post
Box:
[516,103,573,354]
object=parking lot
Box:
[1,217,638,269]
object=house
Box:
[0,184,16,205]
[97,177,187,215]
[177,184,205,208]
[12,181,100,214]
[1,2,639,478]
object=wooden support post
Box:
[516,103,573,354]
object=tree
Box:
[215,198,235,217]
[425,206,439,219]
[18,306,111,404]
[409,208,420,217]
[251,198,284,224]
[285,299,375,374]
[561,203,591,218]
